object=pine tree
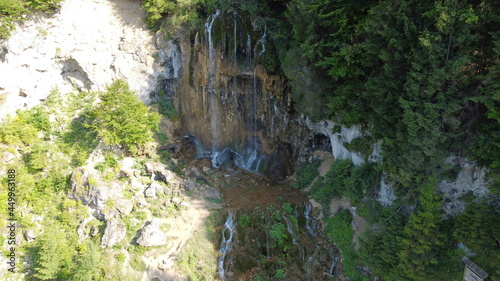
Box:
[87,80,161,155]
[34,229,74,280]
[72,241,102,281]
[397,180,446,280]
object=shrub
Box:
[294,160,321,189]
[87,80,161,155]
[0,115,39,146]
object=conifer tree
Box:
[397,180,446,280]
[87,80,161,155]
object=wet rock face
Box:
[156,11,324,180]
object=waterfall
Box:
[232,11,237,62]
[205,9,220,84]
[283,215,299,246]
[218,211,236,281]
[246,33,251,59]
[205,10,221,153]
[328,254,339,276]
[255,25,266,57]
[304,202,318,236]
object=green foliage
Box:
[360,209,406,279]
[87,80,161,155]
[453,202,500,280]
[156,97,179,120]
[397,180,450,280]
[281,202,293,214]
[361,181,461,280]
[72,241,102,281]
[238,214,250,228]
[269,222,287,248]
[344,135,375,161]
[0,114,40,146]
[141,0,177,29]
[308,159,353,205]
[17,106,52,134]
[275,268,286,279]
[0,0,62,38]
[62,114,99,167]
[293,160,320,189]
[33,227,76,280]
[325,209,365,280]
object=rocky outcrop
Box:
[0,0,158,121]
[154,11,340,180]
[101,218,127,248]
[137,219,168,247]
[69,166,120,218]
[439,157,494,217]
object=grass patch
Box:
[292,160,321,189]
[325,209,367,281]
[176,211,222,280]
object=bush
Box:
[325,209,366,280]
[0,115,40,146]
[87,80,161,155]
[0,0,62,38]
[294,160,321,189]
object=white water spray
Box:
[218,211,236,281]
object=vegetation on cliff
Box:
[0,81,166,280]
[138,0,499,279]
[0,0,62,38]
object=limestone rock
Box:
[115,199,133,215]
[202,166,212,175]
[23,230,36,242]
[186,166,203,180]
[137,220,167,247]
[0,0,159,122]
[204,188,222,201]
[69,167,119,213]
[101,218,126,248]
[145,161,180,184]
[183,179,197,192]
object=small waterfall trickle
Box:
[304,202,318,236]
[232,11,237,63]
[218,211,236,281]
[328,253,339,277]
[205,9,220,84]
[283,215,299,246]
[255,25,266,57]
[246,33,251,58]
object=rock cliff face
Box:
[0,0,158,121]
[155,11,339,180]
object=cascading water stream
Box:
[304,202,318,236]
[205,10,221,155]
[283,215,299,246]
[205,9,220,83]
[328,254,339,276]
[255,25,266,57]
[218,211,236,281]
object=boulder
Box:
[183,179,196,192]
[204,188,222,201]
[137,219,167,247]
[23,230,36,242]
[145,161,180,184]
[101,218,126,248]
[69,167,121,218]
[115,199,133,215]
